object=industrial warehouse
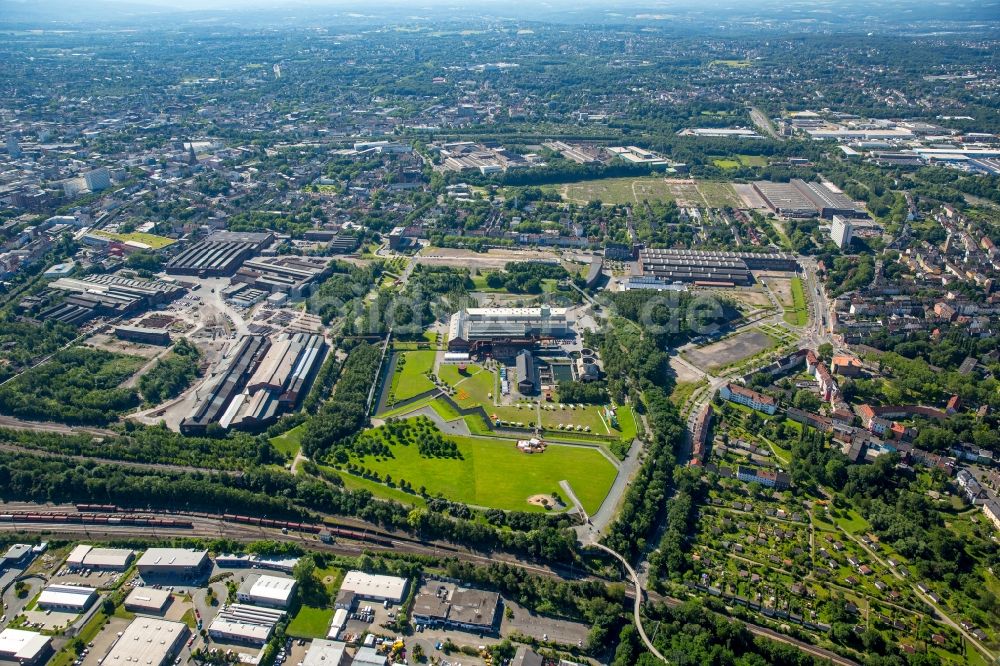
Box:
[36,584,97,612]
[636,248,800,286]
[181,332,326,434]
[65,544,135,571]
[236,574,297,609]
[208,604,285,645]
[447,306,572,354]
[101,618,188,666]
[752,179,868,219]
[233,255,334,297]
[37,273,186,325]
[136,548,209,577]
[0,628,52,665]
[165,231,273,277]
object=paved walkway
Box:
[590,542,669,664]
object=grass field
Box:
[287,605,334,639]
[92,230,176,249]
[270,423,305,459]
[710,59,752,67]
[387,351,436,402]
[345,422,616,513]
[545,176,675,205]
[736,154,768,167]
[783,277,809,326]
[713,159,741,169]
[697,181,744,207]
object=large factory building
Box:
[181,333,326,435]
[447,307,571,355]
[636,249,799,287]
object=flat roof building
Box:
[101,618,188,666]
[124,587,172,614]
[302,639,349,666]
[0,628,52,665]
[339,571,409,604]
[412,582,501,633]
[236,574,297,609]
[65,545,135,571]
[208,604,285,645]
[352,647,388,666]
[752,180,866,219]
[37,584,97,612]
[831,215,853,249]
[136,548,209,577]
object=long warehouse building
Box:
[180,335,271,435]
[182,333,326,434]
[752,179,867,219]
[40,274,186,326]
[637,248,799,286]
[223,333,326,429]
[165,231,273,277]
[233,255,333,297]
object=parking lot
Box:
[500,600,589,647]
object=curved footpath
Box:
[590,542,670,663]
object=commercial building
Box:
[40,274,185,326]
[0,628,52,665]
[515,350,536,394]
[719,383,777,415]
[236,574,297,609]
[101,618,188,666]
[0,544,33,571]
[752,180,866,219]
[607,146,671,166]
[447,307,571,353]
[65,545,135,571]
[37,584,97,612]
[339,571,409,604]
[114,325,170,346]
[831,215,853,249]
[412,582,501,633]
[303,639,349,666]
[208,604,285,645]
[165,231,273,277]
[124,587,172,614]
[136,548,209,577]
[83,167,112,192]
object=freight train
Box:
[0,512,192,528]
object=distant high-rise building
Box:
[83,167,112,192]
[831,215,853,249]
[6,134,22,158]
